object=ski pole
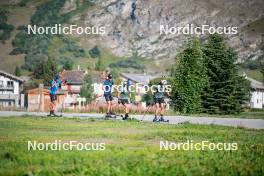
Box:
[141,105,152,121]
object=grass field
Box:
[166,109,264,119]
[0,116,263,175]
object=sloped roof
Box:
[27,88,66,95]
[90,71,104,83]
[19,76,31,82]
[246,77,264,90]
[0,70,23,82]
[121,73,156,85]
[61,70,85,85]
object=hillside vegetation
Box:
[0,0,263,80]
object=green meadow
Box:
[0,116,263,176]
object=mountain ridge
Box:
[0,0,263,76]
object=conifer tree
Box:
[261,65,264,82]
[14,66,21,77]
[34,57,57,85]
[202,34,250,114]
[80,74,94,103]
[171,38,208,113]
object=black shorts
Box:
[104,94,113,102]
[154,98,164,104]
[50,94,57,102]
[120,99,129,105]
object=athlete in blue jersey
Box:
[48,74,63,116]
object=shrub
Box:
[17,25,27,30]
[12,0,86,72]
[15,66,22,77]
[240,56,264,70]
[0,10,14,41]
[89,46,101,58]
[9,48,26,55]
[60,57,74,70]
[0,10,8,24]
[109,59,145,69]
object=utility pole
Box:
[38,84,43,112]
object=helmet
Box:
[107,73,113,79]
[161,80,167,85]
[123,81,128,87]
[55,74,60,81]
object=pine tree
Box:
[95,56,103,71]
[44,57,57,85]
[80,74,94,103]
[142,91,154,106]
[62,58,73,70]
[171,38,208,113]
[34,57,57,85]
[14,66,21,77]
[202,34,250,114]
[111,68,119,79]
[261,65,264,82]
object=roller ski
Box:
[121,113,130,120]
[105,112,117,119]
[153,115,159,122]
[153,115,169,123]
[159,116,169,123]
[47,111,62,117]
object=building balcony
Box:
[0,94,19,100]
[0,86,14,91]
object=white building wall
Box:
[250,90,264,109]
[70,85,81,92]
[0,75,20,94]
[13,81,19,94]
[0,75,21,107]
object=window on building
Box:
[7,81,14,88]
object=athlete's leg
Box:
[155,103,160,116]
[125,103,129,114]
[109,100,114,114]
[160,103,165,121]
[49,102,53,116]
[104,94,111,115]
[124,101,130,119]
[109,95,116,115]
[49,94,56,116]
[107,101,111,114]
[153,102,160,122]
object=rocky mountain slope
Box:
[0,0,263,74]
[69,0,264,62]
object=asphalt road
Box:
[0,111,264,129]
